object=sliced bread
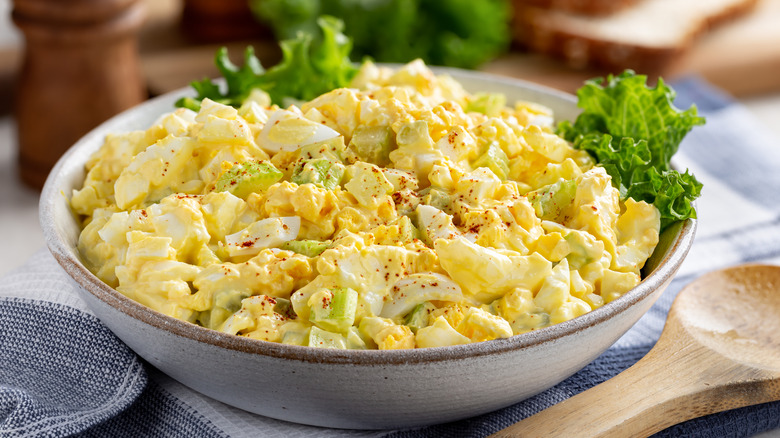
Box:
[514,0,642,16]
[511,0,760,72]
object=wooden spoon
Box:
[491,264,780,438]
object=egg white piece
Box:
[224,216,301,257]
[257,109,341,154]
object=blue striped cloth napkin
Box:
[2,77,779,437]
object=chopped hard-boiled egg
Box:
[224,216,301,258]
[70,60,661,350]
[257,108,341,154]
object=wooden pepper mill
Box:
[12,0,147,189]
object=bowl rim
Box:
[39,67,697,366]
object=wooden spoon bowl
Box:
[493,264,780,437]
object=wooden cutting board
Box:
[483,0,780,96]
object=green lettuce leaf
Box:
[262,16,358,104]
[250,0,510,69]
[558,71,705,229]
[574,133,702,230]
[175,16,359,111]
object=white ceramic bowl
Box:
[40,68,696,430]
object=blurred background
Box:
[1,0,780,275]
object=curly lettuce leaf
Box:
[262,16,358,104]
[574,133,702,230]
[175,16,359,111]
[558,71,705,229]
[251,0,510,69]
[176,46,266,111]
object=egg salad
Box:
[71,60,660,350]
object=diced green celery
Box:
[396,216,421,244]
[419,187,453,213]
[411,222,423,242]
[214,160,283,198]
[197,289,250,330]
[280,239,330,257]
[509,312,551,333]
[291,158,345,190]
[308,326,348,349]
[472,141,509,180]
[348,125,395,166]
[280,322,311,346]
[214,289,249,313]
[199,308,235,332]
[295,136,346,163]
[345,327,370,349]
[272,297,296,319]
[466,92,506,117]
[196,310,215,331]
[527,179,577,221]
[309,288,358,333]
[563,232,602,270]
[396,120,431,148]
[404,302,436,333]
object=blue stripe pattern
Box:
[76,372,227,438]
[0,298,146,437]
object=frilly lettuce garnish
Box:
[176,16,359,111]
[250,0,510,69]
[557,71,705,230]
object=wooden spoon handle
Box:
[491,337,777,437]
